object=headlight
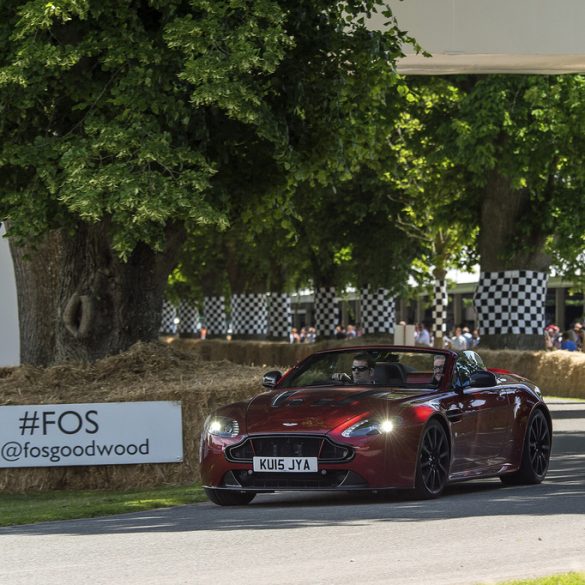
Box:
[341,418,395,437]
[204,415,240,438]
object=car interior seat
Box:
[374,362,406,386]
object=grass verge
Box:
[486,574,585,585]
[0,484,207,527]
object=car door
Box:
[448,352,514,474]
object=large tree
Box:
[404,75,585,349]
[0,0,413,364]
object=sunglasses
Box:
[351,365,369,372]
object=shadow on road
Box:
[2,424,584,537]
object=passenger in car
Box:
[431,354,446,385]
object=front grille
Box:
[225,434,353,463]
[229,469,367,490]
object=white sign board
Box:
[0,222,20,367]
[0,401,183,468]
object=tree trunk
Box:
[9,221,183,366]
[476,172,550,350]
[479,172,551,272]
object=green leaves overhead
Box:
[1,0,414,265]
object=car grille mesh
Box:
[226,435,353,463]
[229,470,368,490]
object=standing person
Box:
[289,327,300,343]
[449,326,468,351]
[462,326,473,349]
[570,322,584,351]
[544,324,559,351]
[561,331,578,351]
[415,323,432,347]
[299,326,307,343]
[471,328,481,348]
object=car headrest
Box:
[374,362,406,386]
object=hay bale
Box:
[478,349,585,397]
[0,342,266,492]
[2,340,584,493]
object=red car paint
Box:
[200,346,551,497]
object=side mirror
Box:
[469,370,497,388]
[262,370,283,388]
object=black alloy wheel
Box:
[414,419,450,499]
[501,409,551,485]
[204,487,256,506]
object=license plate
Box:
[253,456,318,473]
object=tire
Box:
[413,419,450,499]
[500,409,551,485]
[204,487,256,506]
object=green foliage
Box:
[1,0,414,267]
[396,75,585,281]
[447,75,585,274]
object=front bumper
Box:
[200,431,418,491]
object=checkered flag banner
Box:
[268,293,292,339]
[159,299,177,335]
[360,288,396,334]
[231,293,268,336]
[177,299,200,335]
[431,279,448,339]
[314,287,338,337]
[203,295,227,336]
[473,270,548,335]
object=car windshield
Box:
[279,348,447,389]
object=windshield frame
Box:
[277,345,457,391]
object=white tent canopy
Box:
[0,223,19,367]
[378,0,585,74]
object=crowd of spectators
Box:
[544,321,584,352]
[290,319,584,352]
[414,323,480,350]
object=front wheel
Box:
[413,419,450,499]
[500,409,551,485]
[204,488,256,506]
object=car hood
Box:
[245,386,432,433]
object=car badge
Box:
[282,422,299,427]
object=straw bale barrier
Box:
[1,339,583,493]
[0,343,266,493]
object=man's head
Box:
[351,353,375,384]
[433,355,446,383]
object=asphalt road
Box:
[1,401,584,585]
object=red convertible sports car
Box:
[200,346,552,505]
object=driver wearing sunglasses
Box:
[351,353,375,384]
[331,352,376,384]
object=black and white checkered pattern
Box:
[473,270,548,335]
[177,299,200,335]
[159,299,177,335]
[360,287,396,334]
[203,296,227,336]
[314,287,338,337]
[231,293,268,336]
[431,279,448,339]
[268,293,292,339]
